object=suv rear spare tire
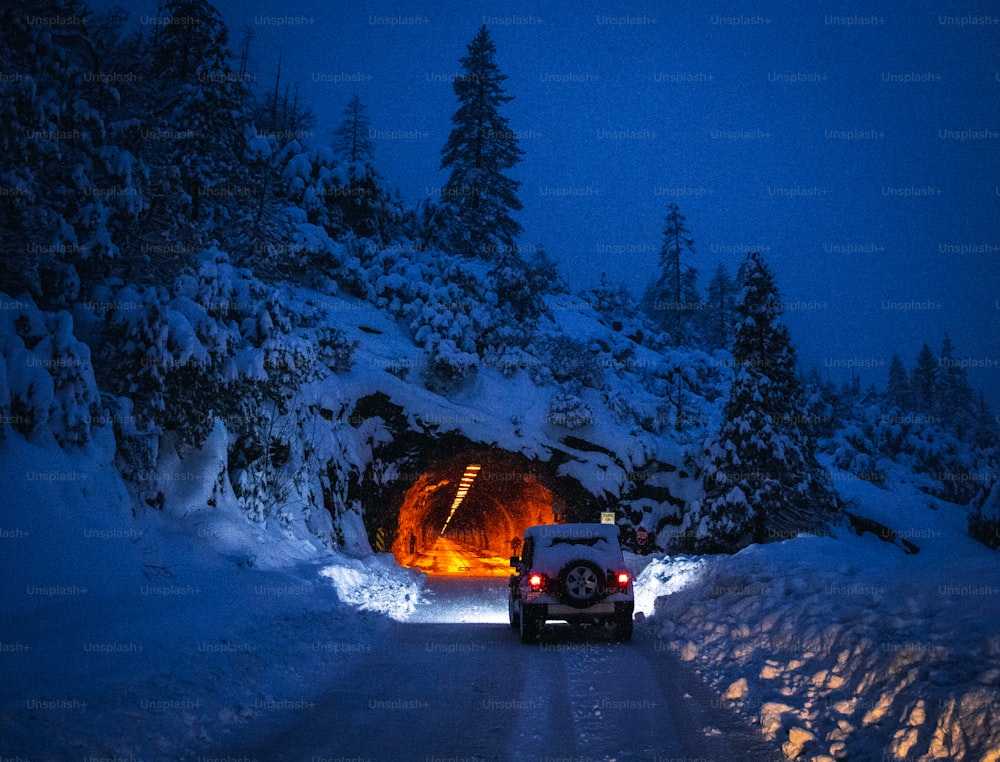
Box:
[559,560,604,608]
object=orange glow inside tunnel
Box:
[392,454,557,576]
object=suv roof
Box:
[524,523,621,546]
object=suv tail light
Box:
[528,573,544,589]
[616,571,630,586]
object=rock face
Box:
[341,392,695,563]
[346,393,611,559]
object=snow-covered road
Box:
[223,576,779,762]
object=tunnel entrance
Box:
[392,450,558,576]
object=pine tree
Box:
[936,334,977,437]
[440,25,523,260]
[326,95,400,241]
[147,0,251,233]
[0,0,82,291]
[886,353,914,410]
[645,203,700,344]
[333,94,374,164]
[687,250,839,552]
[912,343,937,412]
[0,0,145,298]
[704,262,737,349]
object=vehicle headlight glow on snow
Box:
[439,463,481,536]
[407,577,511,624]
[633,556,707,617]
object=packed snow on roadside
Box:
[639,471,1000,761]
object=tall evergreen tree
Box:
[686,251,839,552]
[440,25,523,260]
[912,343,938,412]
[886,353,914,410]
[645,203,700,344]
[0,0,145,298]
[936,334,977,437]
[147,0,251,233]
[704,262,738,349]
[327,94,398,241]
[333,94,374,164]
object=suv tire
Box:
[558,560,604,609]
[614,611,633,642]
[520,605,541,642]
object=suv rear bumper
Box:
[526,600,634,621]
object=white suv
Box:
[508,523,634,642]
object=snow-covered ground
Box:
[639,469,1000,761]
[0,432,421,760]
[3,421,998,760]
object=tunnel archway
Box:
[392,450,558,576]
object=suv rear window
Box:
[550,536,605,548]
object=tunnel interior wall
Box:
[391,450,559,562]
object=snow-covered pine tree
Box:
[325,95,402,242]
[586,273,635,318]
[0,0,145,299]
[487,244,554,332]
[644,203,700,344]
[147,0,252,238]
[0,0,74,291]
[242,56,319,251]
[687,250,840,552]
[335,165,402,243]
[440,25,524,260]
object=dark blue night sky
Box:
[118,0,1000,401]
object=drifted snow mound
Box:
[631,553,706,617]
[649,528,1000,761]
[320,555,425,620]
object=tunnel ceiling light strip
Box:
[439,464,482,536]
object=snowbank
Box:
[644,477,1000,761]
